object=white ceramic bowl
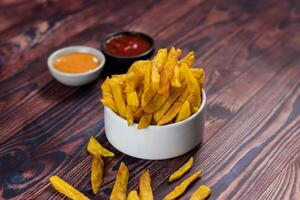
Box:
[104,89,206,160]
[47,46,105,86]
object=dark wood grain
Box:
[0,0,300,199]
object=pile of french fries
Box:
[101,47,205,128]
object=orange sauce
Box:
[54,52,100,73]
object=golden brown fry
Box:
[169,157,193,182]
[179,51,195,67]
[49,176,90,200]
[190,185,211,200]
[151,62,160,90]
[139,170,153,200]
[157,88,190,125]
[171,64,181,88]
[110,77,127,118]
[190,68,205,88]
[133,107,143,122]
[110,162,129,200]
[125,72,142,93]
[126,105,134,126]
[142,94,168,113]
[91,156,104,194]
[138,113,152,129]
[126,92,139,108]
[101,97,118,113]
[101,77,112,96]
[163,171,202,200]
[152,48,168,73]
[128,60,149,76]
[181,63,201,111]
[158,47,181,97]
[153,86,186,122]
[87,136,115,157]
[142,61,154,107]
[127,190,140,200]
[175,100,191,123]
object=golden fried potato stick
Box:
[142,94,168,113]
[101,77,113,97]
[153,85,186,122]
[126,92,139,108]
[127,190,140,200]
[169,157,193,182]
[138,113,153,129]
[190,68,205,88]
[179,51,195,67]
[190,185,211,200]
[91,156,104,194]
[181,63,201,112]
[125,72,142,93]
[87,136,115,157]
[49,176,90,200]
[158,47,181,97]
[128,60,149,76]
[139,170,153,200]
[157,88,190,125]
[126,105,134,126]
[110,77,127,118]
[110,162,129,200]
[175,100,191,123]
[163,171,202,200]
[152,48,168,73]
[133,107,143,122]
[141,61,154,107]
[171,64,181,88]
[101,97,118,113]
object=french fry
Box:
[171,64,181,88]
[128,60,149,76]
[190,185,211,200]
[179,51,195,67]
[175,100,191,123]
[110,77,127,118]
[91,156,104,194]
[153,85,186,122]
[169,157,193,182]
[152,48,168,73]
[101,97,118,113]
[110,162,129,200]
[181,63,201,112]
[190,68,205,88]
[157,88,190,125]
[142,94,168,113]
[127,190,140,200]
[142,61,155,107]
[126,92,139,108]
[125,72,142,93]
[87,136,114,157]
[158,47,181,97]
[139,170,153,200]
[126,105,134,126]
[133,107,143,122]
[49,176,90,200]
[138,113,152,129]
[163,171,202,200]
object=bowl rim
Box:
[100,31,155,59]
[104,89,206,129]
[47,46,106,77]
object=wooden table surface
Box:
[1,0,300,199]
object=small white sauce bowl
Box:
[47,46,105,86]
[105,90,206,160]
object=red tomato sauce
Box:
[105,35,151,57]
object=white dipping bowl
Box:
[105,89,206,160]
[47,46,105,86]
